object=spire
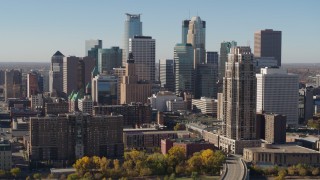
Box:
[52,51,64,57]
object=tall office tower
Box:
[113,67,126,104]
[129,36,155,82]
[63,56,95,97]
[98,47,122,74]
[49,51,64,96]
[299,87,314,122]
[40,70,49,92]
[256,67,299,127]
[86,40,102,68]
[123,13,142,66]
[174,43,194,95]
[92,74,118,105]
[206,51,219,65]
[0,70,4,85]
[196,63,218,98]
[254,29,282,66]
[187,16,206,67]
[4,69,22,100]
[219,41,237,81]
[29,113,124,164]
[222,46,256,140]
[159,59,175,92]
[27,71,40,97]
[182,20,190,44]
[120,53,152,104]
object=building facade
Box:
[98,47,122,74]
[254,29,282,66]
[4,69,22,100]
[123,13,143,66]
[264,114,286,144]
[120,53,152,104]
[174,43,194,95]
[49,51,65,97]
[129,36,155,82]
[256,67,299,127]
[92,74,118,105]
[159,59,175,92]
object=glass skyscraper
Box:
[174,43,194,95]
[98,47,122,74]
[123,13,142,66]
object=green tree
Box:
[33,173,42,180]
[10,167,21,178]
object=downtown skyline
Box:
[0,0,319,63]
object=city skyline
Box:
[0,0,319,63]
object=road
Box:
[223,155,245,180]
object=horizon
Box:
[0,0,319,63]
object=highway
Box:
[223,155,245,180]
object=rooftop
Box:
[245,144,320,154]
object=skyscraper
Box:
[159,59,175,92]
[206,51,219,65]
[254,29,282,66]
[120,53,152,104]
[98,47,122,74]
[186,16,206,67]
[256,67,299,127]
[49,51,64,96]
[63,56,95,97]
[85,39,102,56]
[196,63,218,98]
[222,46,256,140]
[219,41,237,81]
[27,71,42,97]
[4,69,22,100]
[129,36,155,82]
[123,13,142,66]
[174,43,194,95]
[181,20,190,44]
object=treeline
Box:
[70,146,225,179]
[250,163,320,180]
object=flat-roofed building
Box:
[0,140,12,170]
[192,97,217,116]
[243,143,320,166]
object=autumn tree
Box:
[0,170,6,177]
[166,146,186,172]
[33,173,42,180]
[187,153,203,174]
[174,123,186,131]
[146,153,167,175]
[10,167,21,178]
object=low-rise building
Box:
[161,138,215,157]
[166,99,186,112]
[123,129,189,151]
[148,91,181,112]
[243,143,320,166]
[192,97,217,116]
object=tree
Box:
[276,169,287,180]
[298,168,308,176]
[33,173,42,180]
[10,167,21,178]
[146,153,167,175]
[312,167,320,176]
[0,170,6,177]
[174,123,186,131]
[100,157,111,177]
[67,173,79,180]
[187,154,203,173]
[167,146,186,169]
[287,166,296,176]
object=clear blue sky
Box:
[0,0,319,63]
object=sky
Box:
[0,0,319,63]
